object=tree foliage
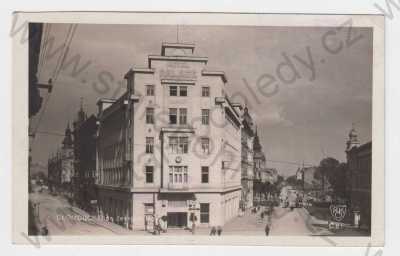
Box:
[315,157,340,191]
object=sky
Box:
[30,24,373,177]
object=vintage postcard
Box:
[12,12,384,246]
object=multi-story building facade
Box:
[253,128,266,180]
[234,105,255,210]
[72,104,98,213]
[253,128,267,203]
[48,150,62,193]
[47,124,74,194]
[96,43,242,230]
[345,126,371,230]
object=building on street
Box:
[345,126,371,231]
[48,124,75,195]
[233,105,255,210]
[253,128,267,203]
[72,102,98,213]
[95,42,242,230]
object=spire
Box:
[62,122,73,147]
[253,125,262,152]
[77,97,86,124]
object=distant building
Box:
[48,150,62,193]
[259,168,278,184]
[253,127,267,202]
[96,42,242,230]
[345,126,371,230]
[48,124,75,194]
[253,128,266,181]
[297,166,319,189]
[233,104,255,210]
[72,103,98,213]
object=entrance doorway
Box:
[167,212,187,228]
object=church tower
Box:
[61,123,74,184]
[345,124,360,154]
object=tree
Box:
[329,162,348,198]
[276,175,284,185]
[286,175,302,189]
[315,157,340,192]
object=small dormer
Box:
[161,42,195,56]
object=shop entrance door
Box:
[167,212,187,228]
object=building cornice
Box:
[201,70,227,83]
[124,68,155,79]
[161,79,196,85]
[148,55,208,68]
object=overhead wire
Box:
[31,24,78,143]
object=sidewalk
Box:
[300,207,370,236]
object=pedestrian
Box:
[261,212,264,220]
[191,214,197,235]
[210,226,216,236]
[191,221,196,235]
[217,226,222,236]
[265,224,270,236]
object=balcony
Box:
[159,182,190,193]
[168,182,189,190]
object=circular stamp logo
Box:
[329,204,347,222]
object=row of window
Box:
[144,166,210,184]
[145,85,210,97]
[145,136,210,154]
[145,108,210,125]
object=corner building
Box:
[96,43,242,230]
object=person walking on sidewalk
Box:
[191,214,197,235]
[265,223,270,236]
[217,226,222,236]
[210,226,216,236]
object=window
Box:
[201,109,209,125]
[200,203,210,223]
[201,166,209,183]
[179,137,189,154]
[168,166,188,184]
[201,137,210,154]
[169,137,178,154]
[179,108,187,125]
[146,85,155,96]
[169,86,178,96]
[146,108,154,124]
[179,86,188,96]
[169,108,177,124]
[202,87,210,97]
[145,137,154,154]
[145,166,154,183]
[169,85,187,96]
[169,136,189,154]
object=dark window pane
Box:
[201,166,209,183]
[145,166,153,183]
[200,203,210,223]
[169,108,177,124]
[179,86,188,96]
[170,86,178,96]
